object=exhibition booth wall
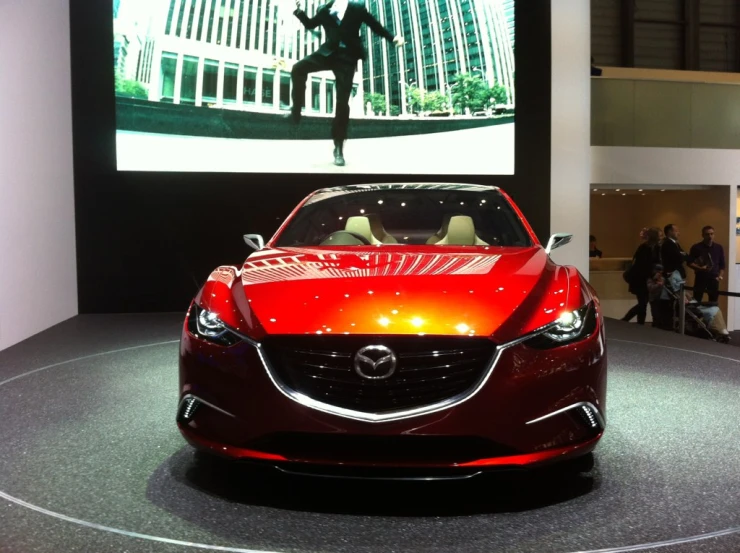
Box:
[736,189,740,265]
[592,70,740,150]
[0,0,77,351]
[588,69,740,328]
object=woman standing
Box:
[622,227,662,324]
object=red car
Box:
[178,183,606,479]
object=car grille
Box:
[261,336,496,414]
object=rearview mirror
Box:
[243,233,265,251]
[545,233,572,254]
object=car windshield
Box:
[273,187,534,247]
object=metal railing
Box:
[677,284,740,336]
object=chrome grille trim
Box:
[223,319,561,423]
[261,337,495,414]
[398,350,469,359]
[235,330,540,424]
[293,349,352,359]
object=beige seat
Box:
[426,214,453,244]
[434,215,489,246]
[367,214,398,244]
[344,216,382,244]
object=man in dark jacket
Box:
[622,227,661,324]
[660,223,688,278]
[688,225,725,302]
[289,0,404,166]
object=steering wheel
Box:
[321,231,373,245]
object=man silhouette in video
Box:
[289,0,404,166]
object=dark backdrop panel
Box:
[69,0,551,313]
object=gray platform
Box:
[0,314,739,553]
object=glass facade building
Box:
[503,0,514,49]
[146,0,353,114]
[128,0,514,117]
[114,2,156,85]
[363,0,514,114]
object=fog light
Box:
[177,396,201,423]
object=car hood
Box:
[235,246,567,340]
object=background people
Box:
[688,225,725,303]
[622,227,661,324]
[589,235,602,258]
[660,224,688,278]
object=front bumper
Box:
[177,320,607,471]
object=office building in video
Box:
[116,0,514,117]
[364,0,514,114]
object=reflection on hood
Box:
[241,248,502,285]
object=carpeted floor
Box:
[0,314,738,553]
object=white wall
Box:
[592,147,740,186]
[550,0,592,278]
[728,186,737,331]
[0,0,77,350]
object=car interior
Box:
[319,214,490,246]
[277,190,533,248]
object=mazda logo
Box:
[353,345,397,380]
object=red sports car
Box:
[178,183,606,479]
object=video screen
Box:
[113,0,515,174]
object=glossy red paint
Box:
[178,427,288,461]
[457,435,602,467]
[196,246,583,343]
[179,184,607,475]
[194,265,267,339]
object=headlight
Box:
[525,302,597,349]
[187,304,242,346]
[197,308,227,337]
[544,305,589,342]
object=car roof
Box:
[307,183,501,203]
[315,183,499,193]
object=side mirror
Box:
[545,233,572,254]
[243,233,265,251]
